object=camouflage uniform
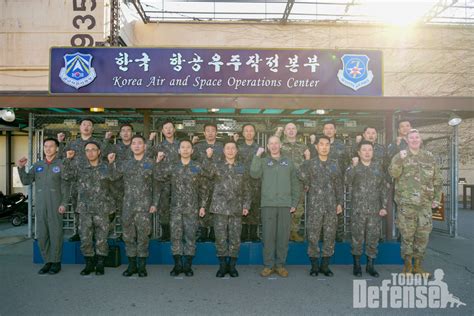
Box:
[109,157,158,258]
[299,157,343,258]
[62,159,114,257]
[192,141,224,232]
[238,141,261,226]
[155,160,208,256]
[18,158,68,263]
[351,142,389,171]
[346,162,388,258]
[389,150,443,258]
[387,138,408,159]
[203,160,251,257]
[280,141,308,237]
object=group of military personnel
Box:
[17,117,442,280]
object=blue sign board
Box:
[50,47,382,96]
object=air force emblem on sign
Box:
[59,53,96,89]
[337,54,374,91]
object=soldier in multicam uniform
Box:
[299,136,343,277]
[147,121,180,242]
[274,123,310,242]
[17,138,68,275]
[192,123,224,242]
[203,141,251,278]
[62,141,114,276]
[237,124,261,242]
[58,118,112,242]
[346,140,388,278]
[389,129,442,277]
[155,139,208,277]
[387,119,412,158]
[108,135,158,278]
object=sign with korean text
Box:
[50,47,382,96]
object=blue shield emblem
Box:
[59,52,96,89]
[337,54,374,91]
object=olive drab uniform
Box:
[389,149,443,259]
[345,162,388,258]
[109,157,158,258]
[237,141,261,240]
[18,158,68,263]
[192,140,224,239]
[203,160,251,258]
[154,160,208,256]
[280,140,308,239]
[62,159,114,257]
[299,157,343,258]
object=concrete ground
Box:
[0,209,472,315]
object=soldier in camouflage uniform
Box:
[107,124,134,239]
[192,123,224,242]
[237,124,261,242]
[62,141,114,276]
[58,118,112,242]
[147,121,180,242]
[203,141,251,278]
[108,135,158,278]
[387,119,412,158]
[299,136,343,277]
[389,129,442,277]
[351,127,389,170]
[155,139,208,277]
[17,138,68,275]
[275,123,310,242]
[346,140,389,278]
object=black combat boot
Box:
[216,256,228,277]
[241,224,249,242]
[170,255,183,276]
[68,233,80,242]
[366,257,379,278]
[80,256,95,275]
[197,227,208,242]
[137,257,148,277]
[228,257,239,277]
[249,225,259,242]
[353,255,362,277]
[48,262,61,275]
[160,224,170,242]
[95,256,105,275]
[320,257,334,277]
[38,262,52,274]
[309,257,319,276]
[122,257,137,277]
[183,255,194,277]
[208,227,215,242]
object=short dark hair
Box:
[363,126,377,133]
[179,139,193,147]
[316,135,331,144]
[131,135,146,143]
[358,140,374,151]
[120,123,134,132]
[43,138,59,147]
[241,123,256,133]
[79,118,94,125]
[84,140,101,150]
[322,121,336,129]
[161,120,175,129]
[223,140,238,148]
[398,119,412,127]
[203,123,218,131]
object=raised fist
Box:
[107,153,116,163]
[396,136,403,146]
[149,132,157,141]
[352,157,359,166]
[304,149,311,160]
[256,147,265,157]
[192,136,199,144]
[57,132,66,143]
[66,150,75,159]
[156,151,166,162]
[206,147,214,158]
[105,131,113,139]
[400,150,408,159]
[309,134,316,144]
[58,205,66,214]
[275,126,284,137]
[355,135,362,143]
[17,156,28,168]
[233,133,240,142]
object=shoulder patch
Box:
[35,166,44,173]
